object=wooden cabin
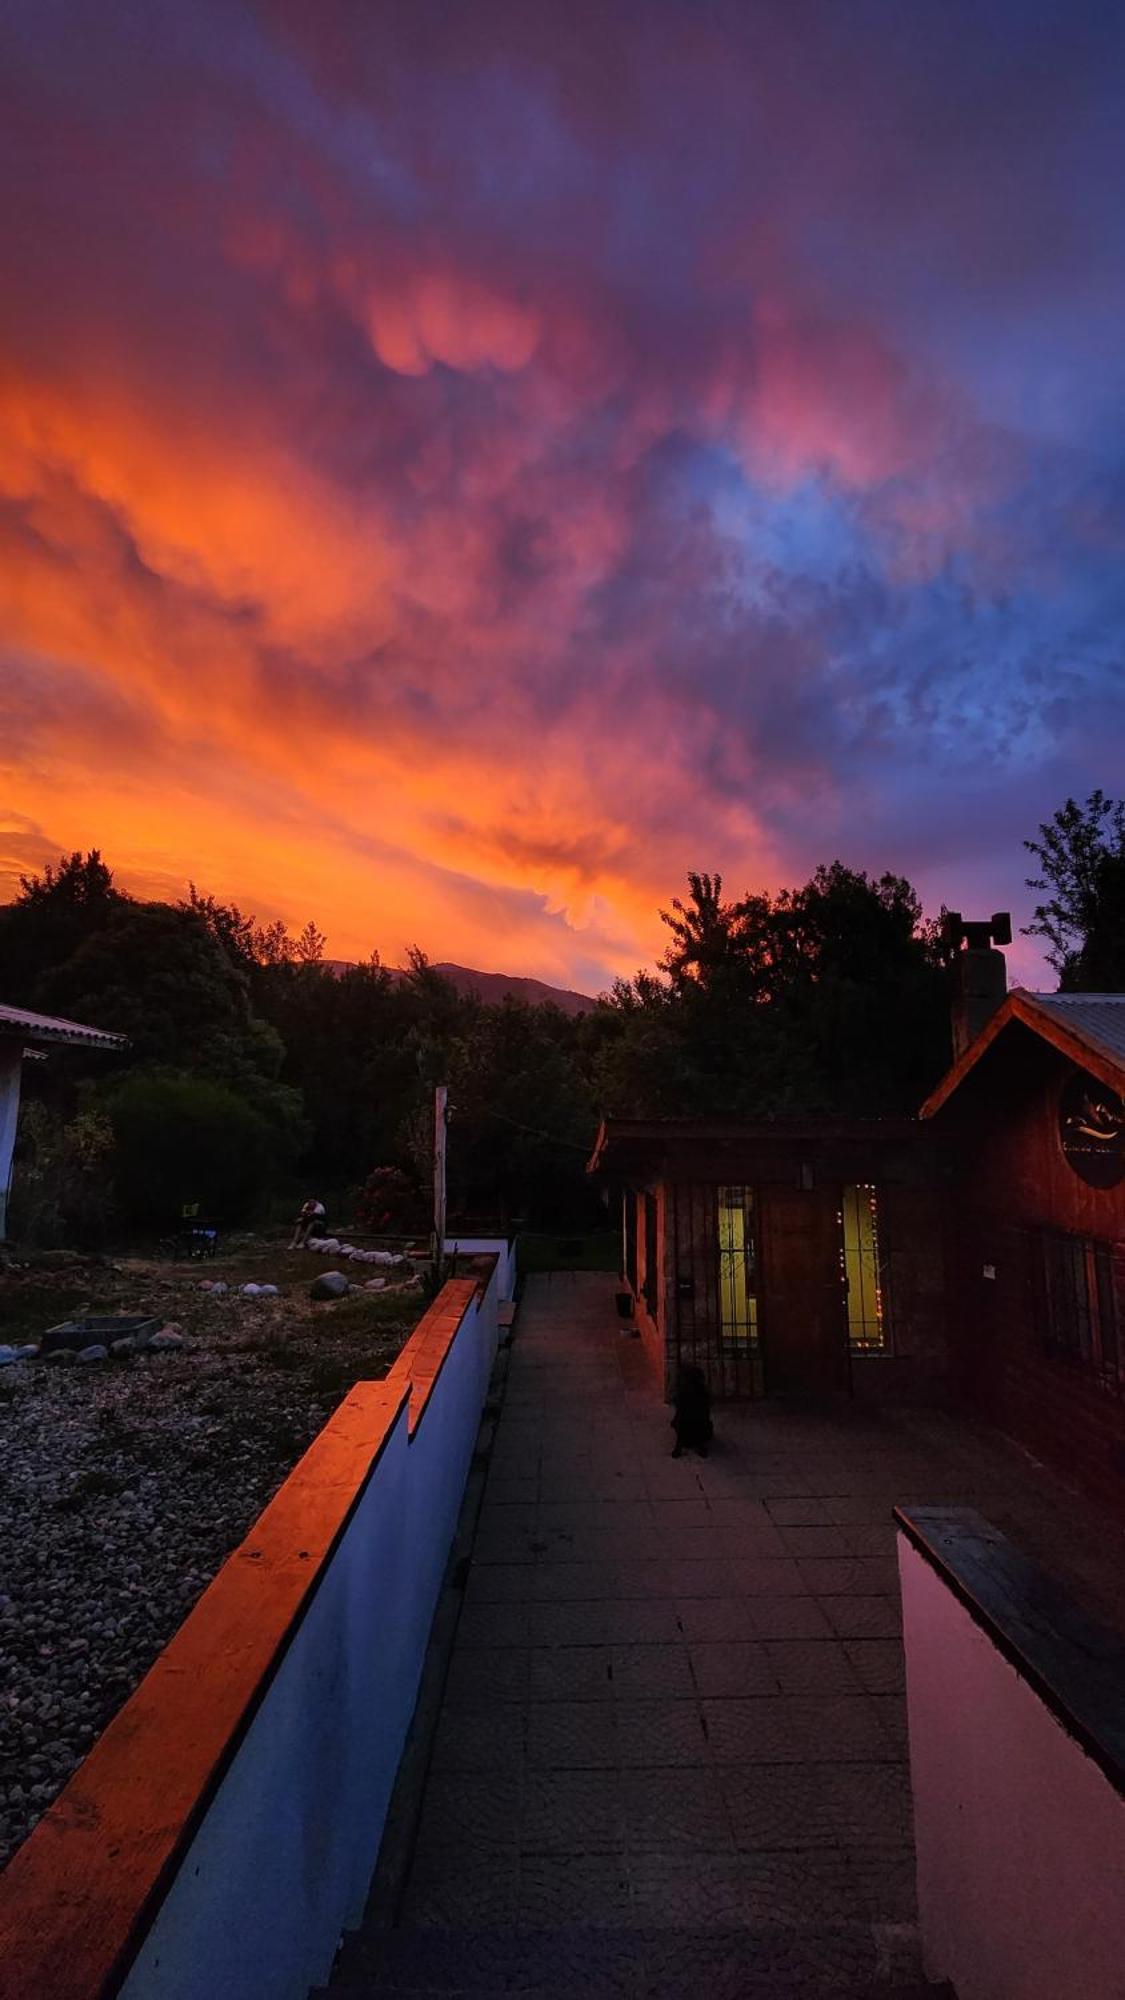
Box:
[920,990,1125,1506]
[588,1118,948,1404]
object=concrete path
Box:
[327,1271,1125,1996]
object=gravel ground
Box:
[0,1249,423,1869]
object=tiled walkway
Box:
[330,1272,1125,1996]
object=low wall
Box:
[0,1261,504,2000]
[443,1235,516,1300]
[896,1506,1125,2000]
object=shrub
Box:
[354,1165,424,1234]
[106,1072,274,1225]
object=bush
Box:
[354,1165,425,1234]
[106,1073,274,1225]
[8,1102,116,1247]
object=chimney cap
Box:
[941,910,1011,952]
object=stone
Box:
[256,1284,279,1298]
[241,1283,261,1296]
[0,1346,18,1366]
[363,1278,386,1291]
[76,1345,108,1364]
[149,1330,186,1353]
[310,1270,350,1301]
[210,1281,228,1294]
[44,1348,76,1367]
[110,1337,136,1358]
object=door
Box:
[761,1188,850,1395]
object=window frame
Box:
[838,1181,891,1357]
[1039,1228,1120,1395]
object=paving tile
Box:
[605,1598,684,1644]
[443,1644,530,1705]
[530,1645,615,1701]
[677,1593,834,1641]
[527,1700,618,1768]
[840,1522,900,1557]
[664,1558,807,1598]
[413,1771,523,1850]
[820,1595,903,1640]
[455,1600,531,1648]
[620,1767,734,1850]
[846,1843,918,1921]
[720,1761,914,1851]
[687,1641,779,1698]
[763,1639,864,1696]
[401,1851,519,1927]
[610,1643,696,1699]
[617,1700,712,1768]
[762,1497,835,1525]
[774,1523,853,1558]
[528,1600,610,1647]
[533,1561,671,1601]
[702,1696,896,1765]
[872,1694,910,1757]
[843,1640,905,1694]
[522,1768,625,1852]
[430,1705,527,1774]
[518,1854,633,1926]
[463,1564,537,1604]
[627,1850,869,1931]
[821,1496,898,1525]
[796,1558,901,1598]
[480,1479,538,1508]
[637,1924,879,1999]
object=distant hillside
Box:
[322,959,597,1016]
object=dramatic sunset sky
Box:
[3,2,1124,991]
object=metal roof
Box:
[0,1002,127,1051]
[1024,992,1125,1070]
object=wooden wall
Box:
[935,1022,1125,1508]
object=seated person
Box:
[289,1197,327,1250]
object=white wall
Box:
[899,1532,1125,2000]
[443,1235,516,1300]
[119,1265,501,2000]
[0,1040,22,1240]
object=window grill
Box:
[839,1183,888,1353]
[717,1185,759,1352]
[1041,1231,1120,1392]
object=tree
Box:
[1024,791,1125,988]
[0,850,123,1002]
[106,1074,275,1224]
[597,862,949,1120]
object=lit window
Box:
[839,1184,887,1353]
[717,1185,759,1349]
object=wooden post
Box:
[432,1084,449,1281]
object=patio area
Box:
[327,1271,1125,1997]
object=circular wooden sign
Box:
[1059,1068,1125,1189]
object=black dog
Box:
[671,1364,713,1457]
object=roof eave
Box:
[920,990,1125,1119]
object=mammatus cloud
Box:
[2,0,1124,986]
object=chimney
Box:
[943,911,1011,1060]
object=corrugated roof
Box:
[0,1002,126,1051]
[1024,992,1125,1069]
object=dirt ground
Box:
[0,1238,426,1869]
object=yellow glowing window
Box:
[718,1186,759,1349]
[839,1184,887,1353]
